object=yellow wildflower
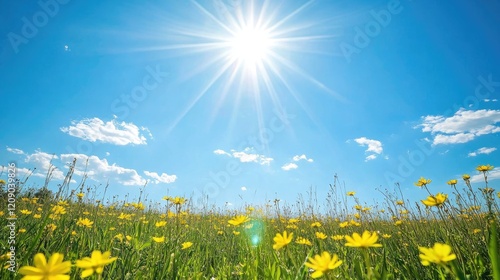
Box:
[228,215,250,226]
[152,236,165,243]
[345,231,382,248]
[315,232,327,240]
[414,177,431,187]
[181,242,193,250]
[421,193,447,207]
[19,253,71,280]
[273,231,293,250]
[418,243,456,266]
[75,250,117,278]
[476,164,494,172]
[305,251,343,279]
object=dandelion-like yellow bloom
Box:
[171,197,187,205]
[20,210,32,215]
[305,251,343,279]
[33,214,41,219]
[414,177,432,187]
[394,220,403,226]
[421,193,447,207]
[273,231,293,250]
[76,192,85,199]
[354,205,362,211]
[396,200,404,205]
[418,243,456,266]
[345,231,382,248]
[117,213,132,220]
[310,222,322,228]
[155,221,167,227]
[296,237,312,246]
[181,242,193,250]
[19,253,71,280]
[315,232,328,240]
[347,191,356,196]
[152,236,165,243]
[288,218,300,224]
[233,231,240,235]
[462,174,470,180]
[446,179,457,186]
[331,235,344,241]
[382,234,391,239]
[339,221,349,228]
[46,224,57,231]
[472,229,482,234]
[51,205,67,215]
[19,228,26,233]
[76,218,94,228]
[228,215,250,226]
[75,250,117,278]
[476,164,494,172]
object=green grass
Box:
[0,166,499,279]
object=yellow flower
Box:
[476,164,494,172]
[46,224,57,231]
[414,177,432,187]
[171,196,187,205]
[394,220,403,226]
[152,236,165,243]
[296,237,312,246]
[345,231,382,248]
[418,243,456,266]
[228,215,250,226]
[155,221,167,227]
[77,218,94,228]
[354,205,362,211]
[382,234,391,238]
[305,251,343,279]
[310,222,322,228]
[76,192,85,199]
[339,221,349,228]
[462,174,470,180]
[181,242,193,250]
[71,231,77,236]
[446,179,457,186]
[347,191,356,196]
[20,210,32,215]
[273,231,293,250]
[472,229,482,234]
[233,231,240,235]
[315,232,327,240]
[33,214,41,219]
[117,213,132,220]
[19,253,71,280]
[497,192,500,199]
[331,235,344,241]
[19,228,26,233]
[75,250,117,278]
[288,218,300,224]
[51,205,66,215]
[421,193,447,207]
[396,200,404,205]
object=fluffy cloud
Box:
[241,186,247,191]
[23,150,65,180]
[470,167,500,183]
[144,171,177,184]
[292,154,314,162]
[6,147,25,155]
[281,163,298,171]
[354,137,383,161]
[468,147,497,157]
[418,109,500,145]
[213,147,273,165]
[60,117,151,145]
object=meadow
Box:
[0,164,499,279]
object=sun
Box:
[228,25,272,67]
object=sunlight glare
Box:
[229,26,272,66]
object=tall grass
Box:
[0,163,499,279]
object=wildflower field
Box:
[1,165,499,279]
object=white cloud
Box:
[468,147,497,157]
[241,186,247,191]
[144,171,177,184]
[60,153,147,186]
[281,163,298,171]
[484,99,498,102]
[354,137,383,160]
[214,147,273,165]
[292,154,314,162]
[214,149,231,156]
[365,154,377,161]
[24,150,65,180]
[7,147,25,155]
[470,167,500,183]
[60,117,151,145]
[418,108,500,145]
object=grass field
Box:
[1,164,499,279]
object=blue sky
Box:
[1,0,499,211]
